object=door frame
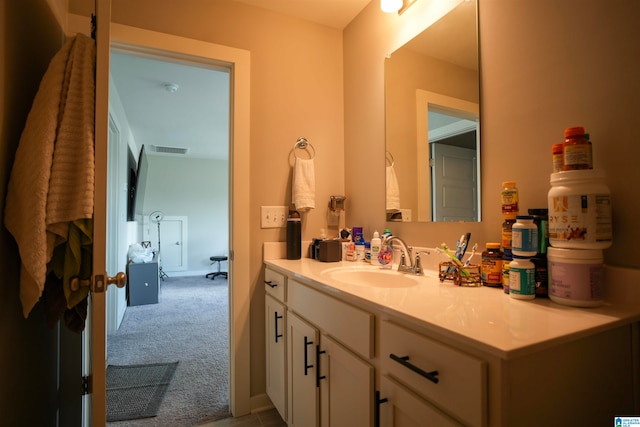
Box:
[92,17,251,423]
[110,23,252,417]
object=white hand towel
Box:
[293,157,315,212]
[386,165,401,211]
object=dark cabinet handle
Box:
[304,336,314,376]
[389,353,439,384]
[316,345,326,387]
[274,312,283,343]
[264,280,277,288]
[374,390,388,427]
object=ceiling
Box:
[109,0,476,160]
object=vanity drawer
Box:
[265,268,286,302]
[380,320,486,427]
[288,279,374,359]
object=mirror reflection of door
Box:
[430,125,477,221]
[415,91,479,222]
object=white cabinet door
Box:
[320,335,374,427]
[265,294,287,421]
[288,312,320,427]
[378,376,460,427]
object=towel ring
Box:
[386,151,395,167]
[293,137,316,160]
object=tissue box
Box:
[316,240,341,262]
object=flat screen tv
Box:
[127,144,149,221]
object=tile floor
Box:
[198,408,286,427]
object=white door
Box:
[431,143,477,222]
[89,11,252,425]
[287,312,320,427]
[265,295,287,420]
[143,215,187,272]
[320,335,374,427]
[88,0,113,424]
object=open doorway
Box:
[106,47,231,424]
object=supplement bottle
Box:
[547,169,612,249]
[502,257,511,294]
[528,208,549,255]
[548,247,604,307]
[551,143,563,173]
[562,126,592,170]
[509,256,536,300]
[501,218,516,258]
[512,215,538,257]
[481,243,503,287]
[500,181,519,219]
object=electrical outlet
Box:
[261,206,288,228]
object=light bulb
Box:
[381,0,402,13]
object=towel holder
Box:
[293,137,316,159]
[385,150,395,167]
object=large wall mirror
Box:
[385,0,480,222]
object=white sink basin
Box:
[320,266,423,288]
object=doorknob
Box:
[106,272,127,288]
[70,272,126,293]
[175,241,180,245]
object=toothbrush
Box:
[458,233,471,261]
[463,243,478,267]
[440,243,470,276]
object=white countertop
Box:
[265,257,640,359]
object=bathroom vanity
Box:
[264,256,640,427]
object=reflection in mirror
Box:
[385,0,479,222]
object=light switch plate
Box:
[261,206,288,228]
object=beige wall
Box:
[346,0,640,269]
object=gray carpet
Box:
[107,275,230,426]
[107,362,179,421]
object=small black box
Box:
[316,240,341,262]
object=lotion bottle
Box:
[370,231,381,266]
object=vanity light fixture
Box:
[381,0,402,13]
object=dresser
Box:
[127,254,159,306]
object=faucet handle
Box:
[412,250,431,275]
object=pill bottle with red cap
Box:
[562,126,592,171]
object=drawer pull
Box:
[274,312,283,343]
[304,336,314,376]
[390,353,439,384]
[316,345,326,387]
[374,391,388,427]
[264,280,277,288]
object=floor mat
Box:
[106,361,179,421]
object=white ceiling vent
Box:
[153,145,189,155]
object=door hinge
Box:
[82,375,92,395]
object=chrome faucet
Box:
[382,236,430,275]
